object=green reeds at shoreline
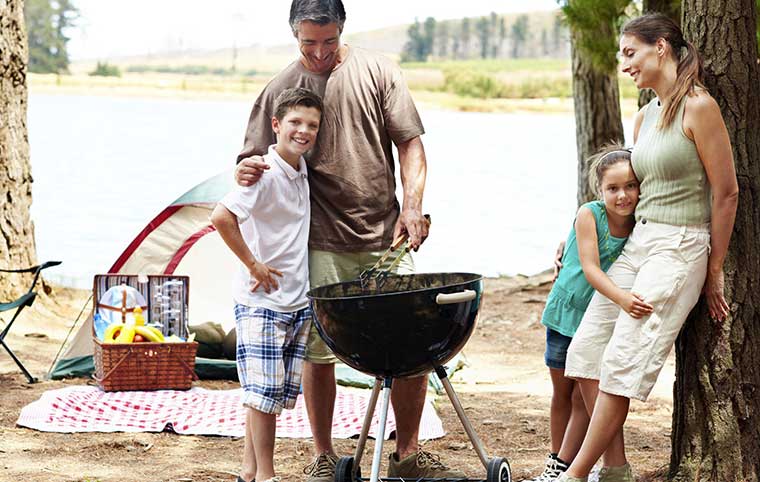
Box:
[29,57,641,115]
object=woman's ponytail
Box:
[660,40,705,128]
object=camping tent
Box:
[49,170,463,389]
[49,169,241,379]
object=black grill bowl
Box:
[307,272,483,378]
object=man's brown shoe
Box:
[387,449,466,478]
[303,453,339,482]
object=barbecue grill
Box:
[307,232,512,482]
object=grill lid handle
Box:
[436,290,476,305]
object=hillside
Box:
[70,10,565,75]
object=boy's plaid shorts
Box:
[234,304,312,414]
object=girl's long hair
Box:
[622,13,705,129]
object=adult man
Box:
[234,1,462,480]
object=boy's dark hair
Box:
[289,0,346,35]
[273,87,323,121]
[588,143,634,196]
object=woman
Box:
[558,13,739,482]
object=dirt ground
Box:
[0,275,674,482]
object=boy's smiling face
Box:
[272,105,321,163]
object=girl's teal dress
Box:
[541,200,628,338]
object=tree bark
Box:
[671,1,760,481]
[0,0,37,299]
[570,31,625,206]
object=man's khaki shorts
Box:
[565,219,710,401]
[306,248,415,364]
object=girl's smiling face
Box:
[600,161,640,218]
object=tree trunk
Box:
[0,0,37,299]
[570,31,625,206]
[671,1,760,481]
[638,0,682,108]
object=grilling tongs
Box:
[359,214,431,288]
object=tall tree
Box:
[638,0,682,108]
[401,18,424,62]
[560,0,629,205]
[422,16,436,60]
[499,16,507,58]
[756,0,760,53]
[489,12,500,58]
[451,31,461,60]
[24,0,77,73]
[436,21,449,59]
[552,12,565,56]
[1,0,38,299]
[476,16,490,59]
[510,14,530,58]
[671,1,760,480]
[460,17,471,59]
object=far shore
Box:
[28,72,641,117]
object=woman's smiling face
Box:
[619,33,662,89]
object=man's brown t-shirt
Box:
[237,47,425,252]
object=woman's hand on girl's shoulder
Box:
[552,240,566,280]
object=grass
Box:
[402,57,640,102]
[402,58,570,73]
[30,57,643,113]
[29,72,268,99]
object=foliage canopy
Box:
[559,0,633,74]
[24,0,78,74]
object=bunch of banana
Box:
[103,322,165,344]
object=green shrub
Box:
[89,62,121,77]
[443,69,503,99]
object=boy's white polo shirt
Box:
[219,145,310,312]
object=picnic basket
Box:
[92,274,198,391]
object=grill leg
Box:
[353,378,383,470]
[369,377,393,482]
[435,365,489,470]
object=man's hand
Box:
[249,261,283,294]
[617,291,654,319]
[393,209,430,251]
[552,241,566,280]
[703,268,729,321]
[235,156,270,187]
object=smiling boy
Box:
[211,87,323,482]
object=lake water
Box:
[27,93,632,288]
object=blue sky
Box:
[68,0,560,59]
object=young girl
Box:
[532,146,653,481]
[559,13,737,482]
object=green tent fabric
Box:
[48,354,466,394]
[47,355,237,381]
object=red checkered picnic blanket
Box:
[16,386,445,439]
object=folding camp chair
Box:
[0,260,61,383]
